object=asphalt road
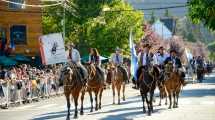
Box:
[0,73,215,120]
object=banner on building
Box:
[39,33,67,65]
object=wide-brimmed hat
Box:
[158,46,165,50]
[69,42,75,47]
[169,49,177,53]
[143,43,152,48]
[115,47,121,52]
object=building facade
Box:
[0,0,42,56]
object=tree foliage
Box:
[42,0,144,56]
[188,0,215,30]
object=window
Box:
[9,0,25,10]
[10,25,27,45]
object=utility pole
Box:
[63,0,66,40]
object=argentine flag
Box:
[129,29,138,80]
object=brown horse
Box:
[157,70,167,106]
[164,62,184,109]
[59,63,86,119]
[137,65,159,116]
[107,64,126,105]
[85,64,105,112]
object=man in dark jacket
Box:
[164,49,186,85]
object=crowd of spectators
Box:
[0,64,63,108]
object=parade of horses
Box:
[56,41,214,119]
[0,0,215,120]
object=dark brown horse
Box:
[137,65,159,116]
[164,62,184,109]
[59,63,86,119]
[85,64,105,112]
[106,64,127,105]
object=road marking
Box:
[36,104,58,109]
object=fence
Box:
[0,79,63,108]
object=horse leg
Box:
[117,84,122,105]
[99,88,103,109]
[145,94,151,116]
[95,90,99,111]
[72,92,80,119]
[165,95,168,105]
[80,90,85,115]
[112,83,115,104]
[150,91,154,113]
[159,92,162,106]
[122,83,126,101]
[89,90,93,112]
[65,93,71,120]
[168,92,172,109]
[140,91,146,113]
[173,92,176,108]
[176,90,180,108]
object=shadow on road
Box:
[181,88,215,98]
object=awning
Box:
[0,56,17,66]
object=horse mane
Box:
[62,63,83,89]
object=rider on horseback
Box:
[156,46,169,70]
[109,47,129,83]
[164,49,186,85]
[88,48,104,77]
[69,43,88,83]
[155,46,169,82]
[136,43,158,88]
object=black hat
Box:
[143,43,152,48]
[158,46,164,50]
[170,49,177,53]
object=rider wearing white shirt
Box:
[137,43,158,67]
[68,43,88,82]
[156,47,169,69]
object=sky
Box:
[126,0,188,19]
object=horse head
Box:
[85,63,96,80]
[59,65,74,85]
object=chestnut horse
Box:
[59,63,86,119]
[85,64,105,112]
[164,62,184,109]
[137,65,159,116]
[107,65,127,105]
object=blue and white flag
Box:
[129,29,138,80]
[185,48,193,61]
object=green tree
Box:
[188,0,215,30]
[42,0,144,56]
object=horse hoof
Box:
[143,110,146,113]
[165,103,167,105]
[158,103,161,106]
[148,112,151,116]
[95,108,98,111]
[73,114,78,119]
[118,102,121,105]
[113,102,115,105]
[80,111,84,115]
[66,116,70,120]
[168,107,171,109]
